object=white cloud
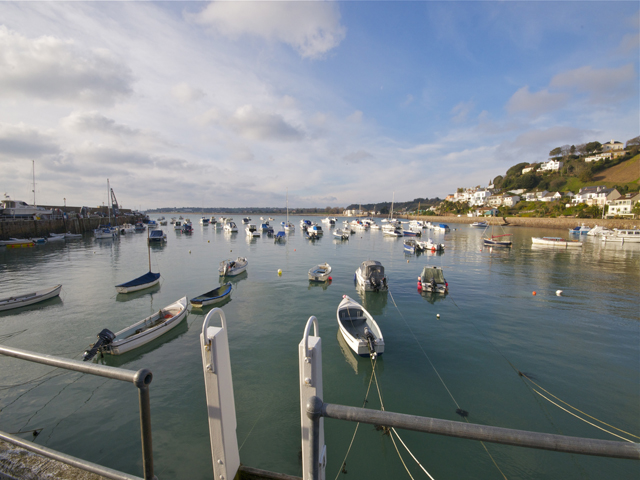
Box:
[550,64,637,103]
[343,150,374,164]
[0,25,133,105]
[229,105,304,142]
[497,126,586,160]
[506,86,568,117]
[451,100,475,123]
[0,123,60,159]
[62,111,139,137]
[192,1,346,59]
[347,110,363,123]
[171,82,206,103]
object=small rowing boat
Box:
[308,263,332,282]
[219,257,248,276]
[336,295,384,358]
[83,297,188,360]
[190,283,232,307]
[0,284,62,311]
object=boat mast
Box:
[32,160,36,207]
[286,188,289,225]
[147,225,152,272]
[390,192,394,221]
[107,179,111,225]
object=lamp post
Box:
[64,198,66,208]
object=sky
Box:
[0,1,638,210]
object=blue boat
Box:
[190,282,232,308]
[115,271,160,294]
[274,231,286,243]
[148,230,167,243]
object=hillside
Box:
[594,155,639,184]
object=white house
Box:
[487,195,503,207]
[540,192,562,202]
[602,139,624,152]
[572,186,620,206]
[502,195,520,207]
[522,164,537,174]
[539,160,563,171]
[585,153,612,162]
[606,193,640,218]
[469,189,491,206]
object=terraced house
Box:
[606,192,640,218]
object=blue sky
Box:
[0,1,638,210]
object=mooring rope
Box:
[446,291,639,443]
[388,288,508,480]
[333,357,378,480]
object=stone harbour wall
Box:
[396,215,640,230]
[0,217,142,240]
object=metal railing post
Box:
[134,369,156,480]
[307,396,324,480]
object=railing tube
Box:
[319,400,639,460]
[307,396,323,480]
[134,369,156,480]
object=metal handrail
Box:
[307,397,639,461]
[0,345,157,479]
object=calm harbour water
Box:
[0,216,638,480]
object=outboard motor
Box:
[364,327,376,358]
[83,329,116,361]
[430,278,437,291]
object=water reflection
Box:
[355,284,388,315]
[308,280,332,291]
[420,290,448,304]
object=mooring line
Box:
[334,357,378,480]
[446,291,639,442]
[388,288,508,480]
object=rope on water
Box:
[388,288,508,480]
[389,430,415,480]
[391,428,436,480]
[333,357,378,480]
[446,291,639,442]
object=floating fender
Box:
[417,281,422,291]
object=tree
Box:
[626,136,640,148]
[570,145,576,154]
[579,167,594,182]
[518,172,540,190]
[575,143,588,156]
[585,141,602,153]
[507,162,529,176]
[493,175,504,189]
[560,144,572,157]
[549,147,562,157]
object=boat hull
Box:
[337,296,384,357]
[106,297,188,355]
[115,272,161,294]
[0,284,62,311]
[190,283,232,307]
[532,237,582,247]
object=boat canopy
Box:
[116,271,160,288]
[421,266,446,284]
[360,260,385,278]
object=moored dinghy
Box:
[336,295,384,358]
[0,284,62,311]
[190,283,232,307]
[355,260,388,292]
[83,296,188,360]
[418,266,448,293]
[116,229,161,293]
[308,263,332,282]
[219,257,248,276]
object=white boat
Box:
[403,238,420,253]
[0,284,62,311]
[94,226,116,239]
[309,224,323,235]
[531,237,582,248]
[147,220,158,229]
[304,229,319,240]
[200,217,210,226]
[308,263,332,282]
[148,230,167,243]
[120,223,135,234]
[283,189,294,231]
[322,217,336,226]
[333,229,349,240]
[219,257,248,276]
[190,282,232,308]
[224,221,238,233]
[336,295,384,358]
[382,222,403,237]
[82,297,188,360]
[418,266,448,293]
[1,163,52,218]
[245,224,261,237]
[64,232,82,239]
[433,223,450,233]
[174,220,182,230]
[209,216,217,226]
[587,225,612,236]
[420,238,445,252]
[242,217,251,224]
[355,260,388,292]
[47,233,65,242]
[601,228,640,243]
[116,230,161,293]
[568,223,590,235]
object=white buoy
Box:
[436,314,440,318]
[556,290,563,296]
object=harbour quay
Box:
[0,205,143,241]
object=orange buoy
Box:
[532,291,537,296]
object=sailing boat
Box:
[282,189,294,231]
[382,192,403,237]
[94,179,117,239]
[481,218,512,247]
[115,228,161,293]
